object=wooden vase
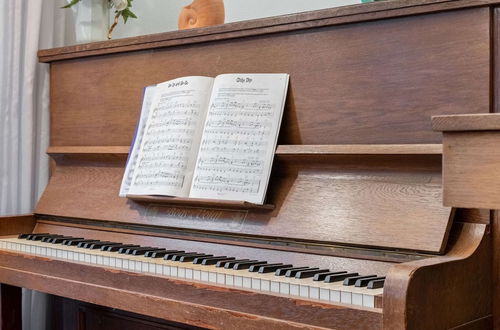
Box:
[178,0,225,30]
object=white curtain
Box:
[0,1,75,329]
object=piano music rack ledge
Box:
[126,195,275,211]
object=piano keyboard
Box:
[0,234,385,308]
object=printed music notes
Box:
[127,76,214,197]
[190,73,289,204]
[121,73,289,205]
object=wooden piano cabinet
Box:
[2,0,496,329]
[384,222,492,330]
[433,113,500,330]
[0,215,34,330]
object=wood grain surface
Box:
[35,155,450,253]
[38,0,500,62]
[383,222,491,329]
[0,215,34,236]
[0,248,382,329]
[441,132,500,209]
[48,7,489,147]
[432,113,500,131]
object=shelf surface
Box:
[47,146,130,155]
[275,144,442,155]
[432,114,500,131]
[127,195,275,211]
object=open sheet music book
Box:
[119,73,289,204]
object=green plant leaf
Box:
[61,0,82,8]
[121,8,137,23]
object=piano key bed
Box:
[1,234,384,308]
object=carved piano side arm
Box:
[383,222,492,330]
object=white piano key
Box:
[209,272,217,283]
[330,290,341,303]
[0,238,386,309]
[270,281,280,293]
[242,277,252,289]
[299,285,309,298]
[226,274,234,286]
[340,291,352,304]
[363,294,375,308]
[171,266,178,277]
[201,271,209,282]
[234,276,243,287]
[261,280,270,292]
[352,293,363,306]
[310,287,320,300]
[280,282,290,295]
[251,278,260,290]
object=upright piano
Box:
[1,0,498,329]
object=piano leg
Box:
[0,284,21,330]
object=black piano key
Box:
[166,252,197,261]
[117,245,141,253]
[313,271,347,281]
[88,242,120,250]
[25,233,48,240]
[343,275,377,286]
[125,247,156,255]
[258,264,293,274]
[145,250,183,258]
[42,235,65,243]
[18,233,30,239]
[355,276,386,287]
[76,240,100,248]
[249,263,283,273]
[275,266,308,277]
[106,244,135,252]
[324,272,359,283]
[193,255,229,265]
[179,254,212,263]
[202,257,236,265]
[62,238,85,246]
[171,253,201,262]
[51,236,76,244]
[28,234,51,241]
[367,278,386,289]
[233,261,267,270]
[285,267,318,278]
[221,259,251,269]
[295,268,330,279]
[131,248,164,256]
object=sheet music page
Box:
[128,76,214,197]
[119,85,157,197]
[189,73,289,204]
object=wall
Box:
[110,0,362,40]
